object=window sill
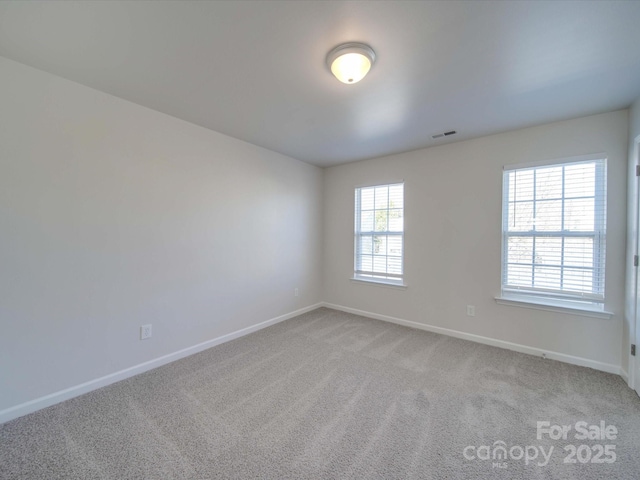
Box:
[495,295,613,319]
[351,277,407,289]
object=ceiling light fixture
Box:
[326,42,376,84]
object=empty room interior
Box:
[2,1,640,478]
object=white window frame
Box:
[353,182,405,287]
[498,154,609,315]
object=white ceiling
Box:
[1,1,640,167]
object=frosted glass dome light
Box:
[326,43,376,84]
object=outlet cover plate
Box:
[140,324,152,340]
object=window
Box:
[354,183,404,285]
[501,156,606,309]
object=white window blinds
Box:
[354,183,404,285]
[501,157,606,306]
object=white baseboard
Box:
[620,368,629,384]
[2,301,625,425]
[322,302,622,376]
[0,303,322,425]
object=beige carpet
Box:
[1,307,639,479]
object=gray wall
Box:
[323,110,628,370]
[0,56,324,412]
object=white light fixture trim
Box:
[326,42,376,84]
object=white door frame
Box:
[630,134,640,393]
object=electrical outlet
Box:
[140,324,152,340]
[294,288,299,297]
[466,305,475,317]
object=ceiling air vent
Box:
[431,130,457,139]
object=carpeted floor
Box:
[1,307,639,479]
